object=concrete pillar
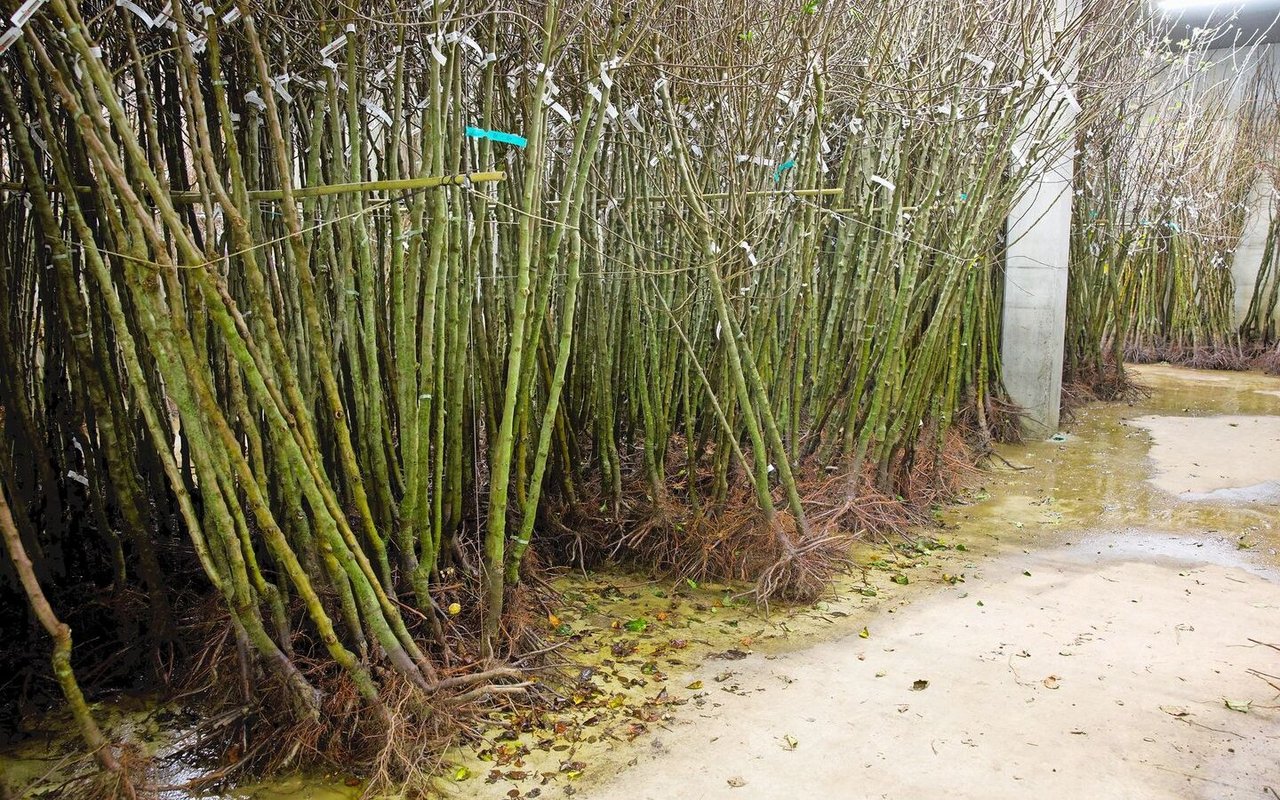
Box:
[999,0,1079,440]
[1230,177,1276,328]
[1002,155,1073,439]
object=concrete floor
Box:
[587,535,1280,799]
[584,366,1280,800]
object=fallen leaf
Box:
[781,734,799,751]
[1224,698,1251,713]
[453,766,472,781]
[727,777,746,788]
[709,648,749,660]
[686,680,703,690]
[623,618,648,632]
[859,626,870,639]
[892,574,909,586]
[548,613,562,627]
[911,679,929,691]
[1043,675,1061,690]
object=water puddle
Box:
[953,364,1280,558]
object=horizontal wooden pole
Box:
[0,171,506,202]
[575,186,846,205]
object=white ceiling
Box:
[1155,0,1280,46]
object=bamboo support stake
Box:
[0,172,506,201]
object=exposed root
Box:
[753,516,852,604]
[1183,345,1251,371]
[606,491,703,574]
[1124,341,1163,364]
[539,426,988,610]
[1060,369,1148,422]
[614,502,767,586]
[145,566,550,799]
[0,713,155,800]
[984,394,1025,444]
[1252,346,1280,374]
[164,653,532,797]
[907,428,984,506]
[1124,339,1253,371]
[808,474,924,539]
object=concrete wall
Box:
[1232,176,1277,327]
[1201,43,1280,328]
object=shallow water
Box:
[2,364,1277,799]
[958,364,1280,555]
